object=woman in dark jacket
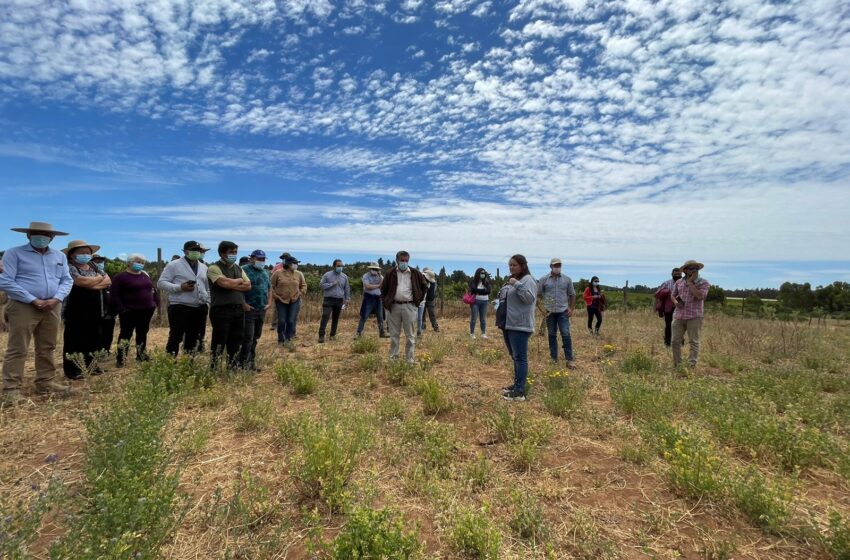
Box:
[468,268,491,339]
[111,253,158,367]
[62,240,111,379]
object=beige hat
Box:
[550,258,562,265]
[368,262,380,269]
[11,221,69,236]
[62,239,101,255]
[424,270,436,283]
[680,259,704,271]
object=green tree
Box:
[778,282,814,311]
[706,285,726,304]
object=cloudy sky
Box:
[1,0,848,288]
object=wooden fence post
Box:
[623,280,628,310]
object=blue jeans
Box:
[470,299,488,334]
[545,312,574,361]
[503,329,531,395]
[276,299,301,342]
[357,293,385,335]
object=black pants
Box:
[238,309,265,369]
[100,316,116,354]
[63,315,103,379]
[664,311,674,346]
[319,297,343,338]
[117,308,155,365]
[209,304,245,369]
[166,304,208,357]
[587,306,603,332]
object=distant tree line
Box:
[777,282,850,314]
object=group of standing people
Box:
[0,220,710,407]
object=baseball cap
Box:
[250,249,267,259]
[550,258,562,266]
[184,240,202,251]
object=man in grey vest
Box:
[206,241,251,369]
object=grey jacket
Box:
[157,257,210,307]
[499,274,537,333]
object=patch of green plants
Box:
[823,511,850,560]
[0,478,63,560]
[448,505,501,560]
[568,509,618,560]
[413,376,454,415]
[507,490,549,544]
[620,350,657,375]
[50,377,184,559]
[206,470,276,533]
[387,359,415,386]
[358,353,382,373]
[377,394,407,422]
[462,454,493,492]
[330,506,422,559]
[289,409,373,511]
[275,360,318,395]
[729,466,793,532]
[351,336,379,354]
[542,370,587,419]
[138,351,215,393]
[236,396,276,432]
[402,415,458,471]
[486,406,554,447]
[661,427,727,499]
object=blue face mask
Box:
[30,235,51,249]
[75,254,93,265]
[253,262,264,270]
[335,266,343,274]
[226,255,238,264]
[398,262,409,272]
[96,262,105,272]
[131,262,144,272]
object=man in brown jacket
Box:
[380,250,429,363]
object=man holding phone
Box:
[671,260,711,368]
[158,240,211,357]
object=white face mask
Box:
[291,263,298,270]
[592,281,599,286]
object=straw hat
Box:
[424,270,437,283]
[11,221,68,236]
[368,262,380,269]
[679,259,704,271]
[61,239,101,255]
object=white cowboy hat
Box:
[11,221,69,236]
[679,259,705,271]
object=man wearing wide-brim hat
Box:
[671,260,711,369]
[0,222,73,404]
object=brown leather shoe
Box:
[34,381,72,398]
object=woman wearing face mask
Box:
[110,254,157,367]
[497,254,537,402]
[582,276,605,335]
[467,268,492,339]
[61,240,111,379]
[90,254,117,356]
[271,255,307,344]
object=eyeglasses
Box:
[551,264,562,268]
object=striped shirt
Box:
[672,277,710,320]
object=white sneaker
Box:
[470,334,476,339]
[481,333,489,339]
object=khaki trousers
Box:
[387,303,417,363]
[2,300,61,392]
[671,317,703,367]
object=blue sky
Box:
[1,0,849,289]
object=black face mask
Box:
[673,275,682,281]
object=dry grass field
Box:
[1,307,849,559]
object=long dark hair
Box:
[509,254,530,279]
[590,275,600,294]
[474,268,487,282]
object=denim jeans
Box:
[275,299,301,342]
[356,293,384,335]
[470,299,488,334]
[503,329,531,395]
[545,311,574,361]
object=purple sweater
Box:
[111,271,157,313]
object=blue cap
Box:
[250,249,266,259]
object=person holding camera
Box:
[671,260,711,368]
[158,240,211,357]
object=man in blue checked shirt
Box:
[0,222,74,404]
